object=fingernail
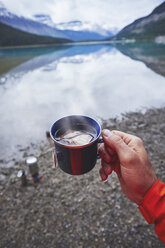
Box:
[102,129,111,137]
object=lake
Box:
[0,42,165,162]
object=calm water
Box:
[0,42,165,161]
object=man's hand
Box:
[99,129,157,205]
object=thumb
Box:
[102,129,131,159]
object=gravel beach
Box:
[0,107,165,248]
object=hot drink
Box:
[55,129,94,146]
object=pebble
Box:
[0,174,6,181]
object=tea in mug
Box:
[56,129,93,146]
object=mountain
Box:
[33,16,114,41]
[57,20,114,41]
[54,20,115,36]
[0,5,69,40]
[55,20,85,30]
[111,2,165,42]
[57,29,111,41]
[0,22,70,47]
[33,14,55,27]
[0,3,114,42]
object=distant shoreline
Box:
[0,40,112,50]
[0,43,72,50]
[1,40,164,50]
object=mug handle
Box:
[97,136,104,159]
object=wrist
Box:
[138,179,163,223]
[136,175,158,205]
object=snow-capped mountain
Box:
[33,14,56,27]
[33,15,115,41]
[33,16,115,36]
[34,15,115,38]
[0,2,115,42]
[56,20,84,31]
[0,2,15,19]
[55,20,116,36]
[0,5,68,39]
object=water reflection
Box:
[0,44,112,80]
[0,43,165,161]
[114,43,165,77]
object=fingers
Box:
[111,130,136,145]
[111,158,120,174]
[105,144,115,156]
[99,144,112,163]
[99,157,120,181]
[99,143,119,181]
[106,130,144,153]
[102,129,132,160]
[102,160,113,175]
[111,130,144,151]
[99,167,108,181]
[99,156,113,181]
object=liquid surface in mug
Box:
[56,129,94,146]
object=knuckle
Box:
[135,137,143,146]
[122,153,135,165]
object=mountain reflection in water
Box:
[0,42,164,80]
[0,44,112,80]
[115,43,165,77]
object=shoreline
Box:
[0,40,163,50]
[0,107,165,247]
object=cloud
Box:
[2,0,164,29]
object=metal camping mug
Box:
[50,115,103,175]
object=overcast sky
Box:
[2,0,164,30]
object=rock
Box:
[0,174,6,181]
[160,123,165,133]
